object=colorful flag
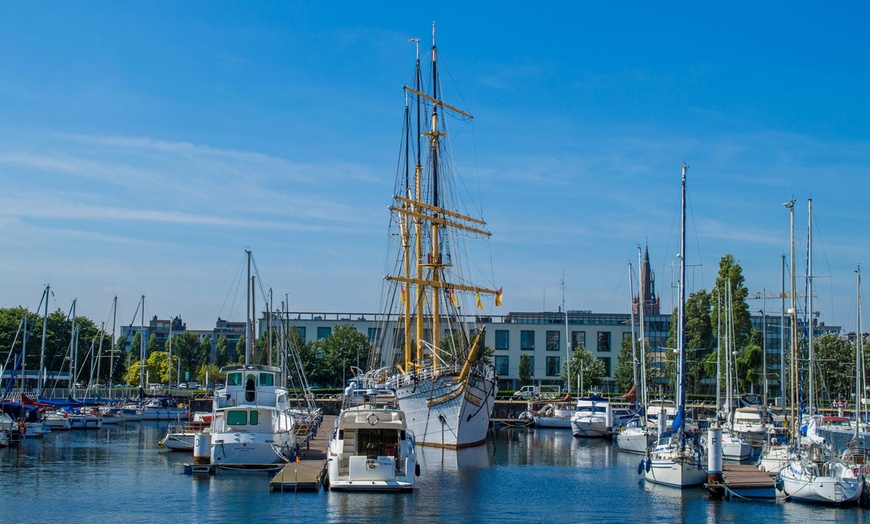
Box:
[495,287,503,307]
[400,286,405,308]
[475,292,483,309]
[449,288,458,306]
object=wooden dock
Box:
[706,464,777,499]
[270,414,335,492]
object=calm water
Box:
[1,422,868,524]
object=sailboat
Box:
[365,26,499,449]
[775,199,863,505]
[208,251,298,467]
[641,164,707,488]
[617,252,656,453]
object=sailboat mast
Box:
[245,250,252,367]
[855,265,862,442]
[405,37,421,368]
[563,274,571,397]
[807,198,814,414]
[428,24,442,370]
[677,163,687,432]
[786,199,798,444]
[110,295,117,389]
[139,295,145,389]
[627,264,637,402]
[716,296,722,418]
[38,284,49,396]
[637,246,648,418]
[72,299,78,391]
[780,254,787,413]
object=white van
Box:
[512,385,562,400]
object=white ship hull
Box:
[616,427,655,453]
[393,369,495,449]
[571,416,608,438]
[210,408,296,466]
[777,460,863,505]
[643,454,707,488]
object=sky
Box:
[1,2,868,333]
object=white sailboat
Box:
[641,164,707,488]
[776,199,863,505]
[208,251,297,467]
[617,253,656,453]
[367,26,499,449]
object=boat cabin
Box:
[215,364,286,409]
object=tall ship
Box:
[366,26,500,449]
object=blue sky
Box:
[1,2,868,332]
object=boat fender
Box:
[637,461,644,475]
[774,473,783,492]
[645,459,651,473]
[415,463,420,477]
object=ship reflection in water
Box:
[1,422,865,523]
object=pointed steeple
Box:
[634,244,660,315]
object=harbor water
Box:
[1,422,868,523]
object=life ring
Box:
[366,413,380,426]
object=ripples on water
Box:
[1,423,868,524]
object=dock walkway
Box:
[706,464,777,499]
[270,414,335,492]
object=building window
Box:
[546,331,560,351]
[367,327,380,343]
[572,331,585,350]
[546,356,561,377]
[495,330,510,350]
[597,331,611,352]
[521,330,535,351]
[528,356,535,375]
[598,357,611,377]
[291,326,306,341]
[317,327,331,340]
[495,356,509,376]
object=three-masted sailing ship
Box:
[365,26,500,448]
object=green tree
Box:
[614,338,635,392]
[561,347,605,394]
[197,363,223,388]
[198,335,212,366]
[708,254,762,391]
[216,335,229,367]
[147,333,160,357]
[235,335,247,363]
[312,324,372,387]
[815,332,855,399]
[518,354,533,387]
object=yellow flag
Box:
[476,292,483,309]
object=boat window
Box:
[227,373,242,386]
[249,410,259,425]
[245,374,256,402]
[227,411,247,425]
[259,373,274,386]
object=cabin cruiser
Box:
[326,383,418,491]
